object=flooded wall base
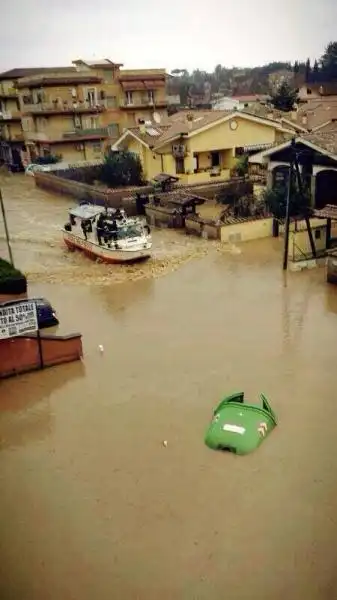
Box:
[0,291,27,303]
[0,333,83,379]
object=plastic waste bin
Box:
[205,392,277,455]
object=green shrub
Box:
[99,150,145,187]
[0,258,27,294]
[216,181,253,205]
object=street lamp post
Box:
[0,187,14,266]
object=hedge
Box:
[0,258,27,295]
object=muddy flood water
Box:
[1,174,337,600]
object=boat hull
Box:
[63,231,151,264]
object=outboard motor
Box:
[64,222,72,232]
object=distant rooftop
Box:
[73,58,123,69]
[0,67,74,80]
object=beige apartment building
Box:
[0,59,168,167]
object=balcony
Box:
[22,101,107,116]
[63,127,109,138]
[26,127,110,144]
[120,99,168,110]
[0,131,25,143]
[0,87,18,99]
[0,110,21,121]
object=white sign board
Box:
[0,301,38,340]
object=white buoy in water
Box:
[98,344,104,353]
[162,440,168,447]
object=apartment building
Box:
[0,67,72,167]
[0,59,168,167]
[118,69,168,127]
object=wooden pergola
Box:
[313,204,337,250]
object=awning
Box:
[243,142,273,153]
[120,81,145,91]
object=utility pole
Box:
[282,156,294,271]
[293,155,316,258]
[0,187,14,266]
[282,138,316,271]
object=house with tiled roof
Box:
[249,131,337,210]
[112,109,295,184]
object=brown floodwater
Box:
[1,175,337,599]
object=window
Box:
[92,142,101,155]
[125,91,133,105]
[21,118,31,132]
[315,229,321,240]
[86,88,97,106]
[175,157,185,174]
[148,90,154,104]
[85,116,99,129]
[107,123,119,137]
[211,151,220,167]
[37,117,47,130]
[106,96,117,108]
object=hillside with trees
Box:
[168,42,337,106]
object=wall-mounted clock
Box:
[230,120,238,131]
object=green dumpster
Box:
[205,392,277,455]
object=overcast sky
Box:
[1,0,336,73]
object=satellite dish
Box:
[153,112,161,124]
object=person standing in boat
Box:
[96,213,105,246]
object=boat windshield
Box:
[117,225,143,239]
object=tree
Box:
[305,58,311,82]
[320,41,337,79]
[262,181,310,220]
[99,151,144,187]
[270,81,298,112]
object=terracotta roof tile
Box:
[125,108,296,153]
[301,131,337,155]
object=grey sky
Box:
[1,0,336,72]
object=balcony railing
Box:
[120,99,168,109]
[22,101,107,114]
[0,110,21,120]
[63,127,109,138]
[26,127,110,142]
[0,87,18,98]
[0,131,24,142]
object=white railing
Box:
[0,110,20,120]
[23,100,107,112]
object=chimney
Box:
[302,115,308,126]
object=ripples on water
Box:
[0,174,212,285]
[2,175,337,600]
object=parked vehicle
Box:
[25,163,51,176]
[0,297,59,329]
[34,297,59,328]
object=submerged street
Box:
[1,175,337,599]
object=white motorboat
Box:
[62,203,152,264]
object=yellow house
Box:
[112,110,296,184]
[0,59,169,167]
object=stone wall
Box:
[185,215,221,239]
[34,171,150,214]
[0,332,83,379]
